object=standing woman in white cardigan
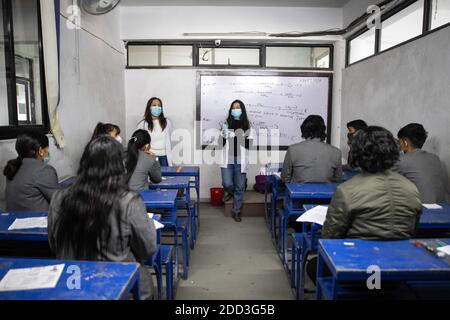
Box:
[138,97,173,167]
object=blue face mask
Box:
[151,106,162,117]
[43,152,51,164]
[231,109,242,119]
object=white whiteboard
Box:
[198,73,331,147]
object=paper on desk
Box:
[296,205,328,226]
[0,264,65,292]
[153,220,164,230]
[437,245,450,256]
[147,213,164,230]
[423,204,443,209]
[8,217,48,230]
[273,172,281,178]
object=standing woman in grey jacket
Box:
[4,130,59,211]
[126,129,162,190]
[48,136,157,299]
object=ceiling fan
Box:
[80,0,121,15]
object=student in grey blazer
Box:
[393,123,448,203]
[48,136,157,300]
[3,130,59,211]
[126,130,162,190]
[281,115,342,183]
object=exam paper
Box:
[8,217,48,230]
[422,204,443,209]
[0,264,65,292]
[437,245,450,256]
[153,220,164,230]
[296,205,328,226]
[147,213,154,219]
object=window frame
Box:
[346,0,450,67]
[0,0,50,140]
[125,40,334,71]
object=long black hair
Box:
[126,129,151,182]
[91,122,120,140]
[55,136,130,260]
[3,130,49,181]
[226,99,250,131]
[144,97,168,132]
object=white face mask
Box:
[115,135,123,144]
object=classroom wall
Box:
[341,25,450,193]
[121,6,344,39]
[0,0,125,209]
[122,5,346,199]
[343,0,378,27]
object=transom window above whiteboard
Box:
[125,41,334,70]
[266,47,331,69]
[198,48,260,66]
[128,45,193,67]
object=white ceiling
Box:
[120,0,350,8]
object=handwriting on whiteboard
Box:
[200,75,330,146]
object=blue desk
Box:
[317,239,450,300]
[342,170,359,181]
[281,183,338,267]
[0,212,47,242]
[303,204,450,231]
[420,204,450,230]
[265,174,285,242]
[161,166,200,228]
[0,257,140,300]
[148,176,196,251]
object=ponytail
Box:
[3,130,49,181]
[126,137,139,182]
[3,157,23,181]
[125,130,151,182]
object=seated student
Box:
[281,115,342,183]
[3,130,59,211]
[91,122,123,143]
[306,127,422,286]
[48,136,157,300]
[323,126,422,240]
[393,123,448,203]
[126,129,162,190]
[344,119,367,171]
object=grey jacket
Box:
[48,189,157,299]
[128,151,162,190]
[392,149,448,203]
[281,138,342,183]
[5,158,59,211]
[322,170,422,240]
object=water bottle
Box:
[222,122,229,139]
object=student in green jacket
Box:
[307,126,422,286]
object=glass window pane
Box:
[199,48,260,66]
[431,0,450,29]
[349,27,376,64]
[13,0,43,125]
[313,48,330,68]
[266,47,330,68]
[380,0,424,51]
[160,46,192,66]
[0,0,10,126]
[128,45,159,66]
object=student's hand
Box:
[145,149,156,156]
[176,167,183,173]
